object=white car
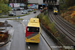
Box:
[9,11,16,16]
[9,12,16,16]
[21,10,28,14]
[20,8,24,10]
[27,9,33,12]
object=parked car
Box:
[9,11,16,16]
[28,7,31,9]
[21,10,28,14]
[13,7,20,11]
[27,9,33,12]
[20,8,24,10]
[33,11,36,14]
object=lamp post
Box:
[14,0,16,19]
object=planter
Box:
[0,34,11,47]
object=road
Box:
[14,11,24,16]
[0,10,59,50]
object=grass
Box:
[0,13,30,18]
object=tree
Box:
[0,0,8,4]
[4,0,9,4]
[60,0,75,9]
[65,0,75,7]
[0,0,11,14]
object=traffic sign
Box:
[18,17,20,19]
[41,4,43,5]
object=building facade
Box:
[9,0,27,3]
[28,0,48,4]
[9,0,48,9]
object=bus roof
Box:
[29,18,39,23]
[28,18,40,27]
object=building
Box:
[28,0,48,4]
[9,0,28,9]
[9,0,48,9]
[27,0,48,9]
[9,0,27,3]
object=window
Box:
[27,27,39,32]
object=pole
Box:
[41,4,43,23]
[14,0,16,19]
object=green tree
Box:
[0,0,4,3]
[65,0,75,7]
[60,0,75,9]
[0,0,11,14]
[4,0,9,4]
[0,0,9,4]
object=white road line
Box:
[19,21,26,33]
[23,20,29,22]
[28,46,30,49]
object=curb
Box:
[40,23,63,45]
[40,33,52,50]
[40,23,66,50]
[19,21,25,27]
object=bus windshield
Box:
[27,27,39,32]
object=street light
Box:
[14,0,16,19]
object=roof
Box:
[29,18,39,23]
[28,18,40,27]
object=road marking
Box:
[23,20,27,22]
[19,21,25,27]
[23,20,29,22]
[19,21,26,34]
[28,46,30,49]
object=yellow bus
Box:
[25,18,40,43]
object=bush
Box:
[37,13,57,34]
